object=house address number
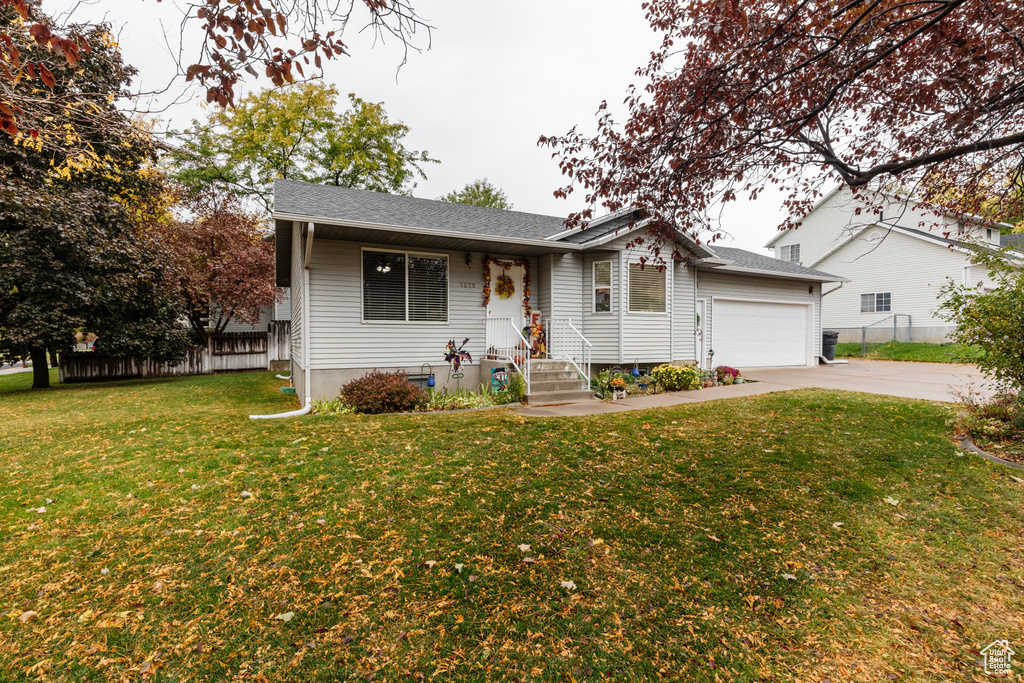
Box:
[459,282,476,289]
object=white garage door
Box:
[712,299,810,367]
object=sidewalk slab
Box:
[513,360,990,418]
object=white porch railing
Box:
[545,318,592,390]
[484,317,531,395]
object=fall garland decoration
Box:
[482,256,531,316]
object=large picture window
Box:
[628,263,666,313]
[363,250,448,322]
[593,260,612,313]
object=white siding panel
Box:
[582,251,621,363]
[672,261,696,362]
[537,255,552,321]
[290,222,305,369]
[816,231,968,328]
[550,252,585,322]
[307,240,536,370]
[620,243,673,364]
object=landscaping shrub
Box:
[651,363,701,391]
[507,372,526,403]
[340,370,427,414]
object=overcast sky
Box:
[52,0,791,254]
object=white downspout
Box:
[250,222,315,420]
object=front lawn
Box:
[1,371,1022,681]
[835,340,983,363]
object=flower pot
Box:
[735,377,745,384]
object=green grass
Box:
[834,340,983,363]
[1,370,1022,682]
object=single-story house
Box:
[274,179,845,405]
[765,186,1010,343]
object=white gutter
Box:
[250,222,315,420]
[698,264,848,283]
[822,282,844,296]
[272,212,582,251]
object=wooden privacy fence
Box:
[59,324,291,384]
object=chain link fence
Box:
[829,314,914,358]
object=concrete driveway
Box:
[516,359,992,417]
[740,359,994,403]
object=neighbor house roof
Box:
[1001,233,1024,249]
[701,246,846,282]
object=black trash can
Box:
[822,330,840,361]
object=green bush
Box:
[651,363,701,391]
[507,372,526,403]
[341,370,427,414]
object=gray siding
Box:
[222,306,272,333]
[672,261,697,363]
[537,255,552,321]
[549,252,585,322]
[275,288,291,321]
[290,222,306,400]
[307,239,536,370]
[582,250,621,363]
[697,271,822,358]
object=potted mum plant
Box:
[608,375,627,400]
[715,365,740,385]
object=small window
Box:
[860,292,891,313]
[986,228,994,241]
[628,263,666,313]
[593,260,612,313]
[780,244,801,263]
[363,249,448,322]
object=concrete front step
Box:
[531,369,583,383]
[531,378,590,393]
[530,360,575,373]
[524,388,597,404]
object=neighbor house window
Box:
[628,263,666,313]
[860,292,891,313]
[593,260,612,313]
[780,244,801,263]
[363,249,448,322]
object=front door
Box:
[486,264,527,332]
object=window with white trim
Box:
[780,244,801,263]
[627,263,666,313]
[860,292,891,313]
[363,249,448,322]
[593,260,612,313]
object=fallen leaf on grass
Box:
[275,612,295,623]
[523,557,536,564]
[18,610,37,624]
[454,564,464,573]
[241,491,253,499]
[423,560,436,570]
[832,522,844,528]
[517,544,531,552]
[708,535,722,542]
[883,497,899,506]
[782,574,797,581]
[560,580,577,590]
[1010,475,1023,484]
[34,507,45,514]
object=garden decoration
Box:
[632,359,641,378]
[421,363,435,388]
[608,375,627,400]
[444,338,472,380]
[482,256,531,316]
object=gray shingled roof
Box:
[558,213,637,244]
[711,246,844,281]
[1001,233,1024,249]
[274,179,567,241]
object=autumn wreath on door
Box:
[482,256,531,316]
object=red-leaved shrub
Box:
[341,370,427,414]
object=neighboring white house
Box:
[274,179,845,405]
[765,186,1008,343]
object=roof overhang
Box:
[695,263,848,283]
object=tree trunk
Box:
[30,346,50,389]
[49,348,59,368]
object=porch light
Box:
[376,264,391,273]
[465,253,472,267]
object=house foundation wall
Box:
[309,365,486,402]
[834,324,955,345]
